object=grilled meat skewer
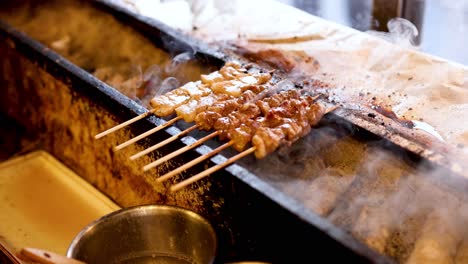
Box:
[150,61,271,117]
[194,89,327,156]
[252,92,327,158]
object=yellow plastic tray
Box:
[0,150,120,255]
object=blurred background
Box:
[275,0,468,66]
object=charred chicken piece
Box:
[150,61,271,117]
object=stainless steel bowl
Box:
[67,205,217,264]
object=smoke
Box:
[92,57,188,107]
[252,79,295,102]
[91,49,205,108]
[165,51,195,73]
[145,52,195,94]
[245,109,468,263]
[366,17,420,48]
[143,64,162,83]
[159,77,180,95]
[322,140,468,263]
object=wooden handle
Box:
[20,248,86,264]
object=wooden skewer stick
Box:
[326,105,340,113]
[170,146,256,192]
[157,141,234,183]
[143,131,220,171]
[95,109,157,139]
[168,102,336,191]
[114,116,182,151]
[130,124,199,160]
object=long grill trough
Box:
[1,1,467,263]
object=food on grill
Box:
[98,60,337,194]
[101,59,335,161]
[150,81,210,116]
[141,58,336,160]
[195,88,262,131]
[153,75,328,157]
[184,85,265,125]
[200,90,265,150]
[252,94,326,158]
[102,61,275,152]
[150,62,271,117]
[205,89,323,157]
[162,88,333,193]
[174,95,218,123]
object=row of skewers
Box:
[95,61,337,191]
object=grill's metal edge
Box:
[0,20,154,124]
[0,11,395,264]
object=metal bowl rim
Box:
[66,204,218,259]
